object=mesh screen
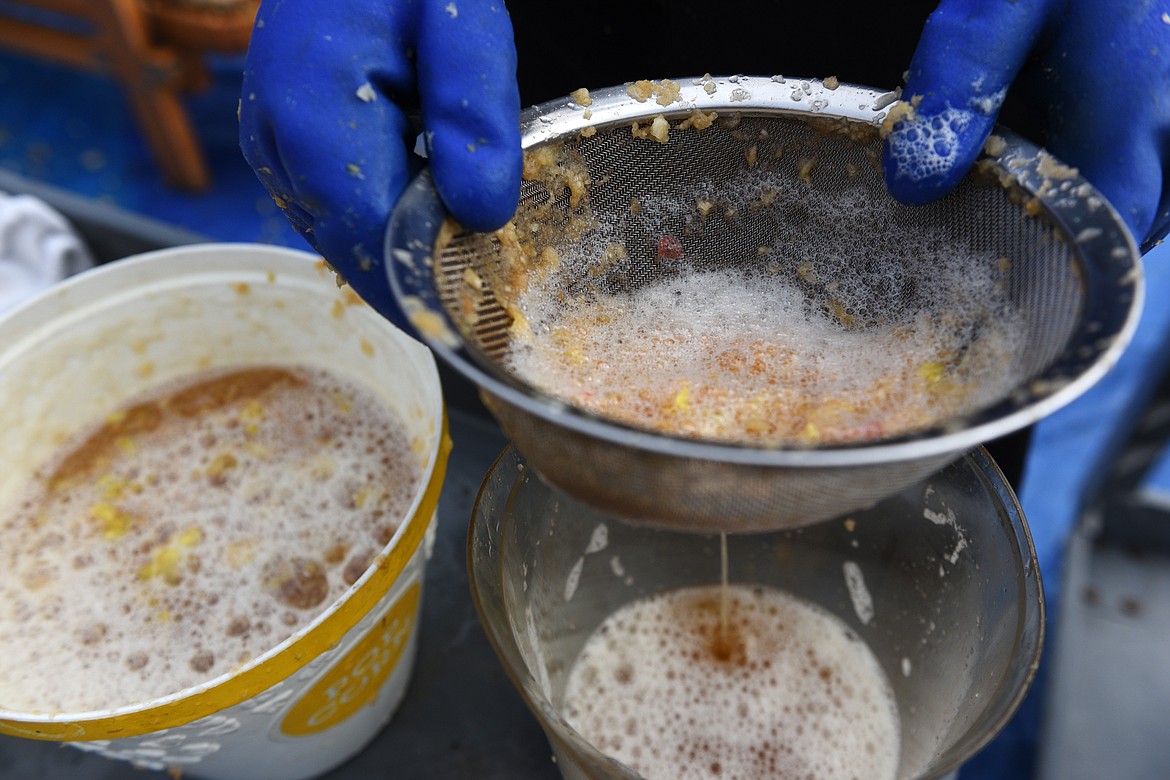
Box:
[436,112,1081,446]
[395,93,1136,532]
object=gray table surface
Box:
[0,408,562,779]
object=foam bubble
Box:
[0,366,422,713]
[505,163,1025,446]
[561,584,900,780]
[885,105,973,182]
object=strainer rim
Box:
[387,75,1144,470]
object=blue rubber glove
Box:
[239,0,522,326]
[884,0,1170,253]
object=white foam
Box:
[506,166,1025,446]
[843,561,874,626]
[0,366,422,713]
[561,584,900,780]
[886,105,974,182]
[509,265,1020,445]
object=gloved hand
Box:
[239,0,522,326]
[883,0,1170,253]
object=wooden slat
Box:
[0,0,220,191]
[0,19,105,71]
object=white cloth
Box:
[0,192,94,313]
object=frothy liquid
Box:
[562,584,900,780]
[0,366,422,713]
[508,264,1022,447]
[502,163,1025,447]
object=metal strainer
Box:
[387,75,1142,533]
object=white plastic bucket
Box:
[0,243,450,780]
